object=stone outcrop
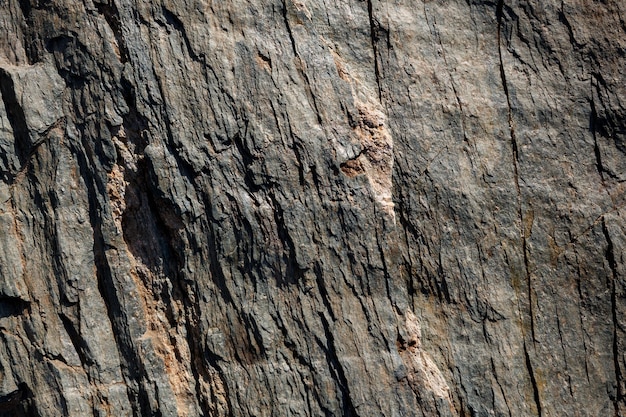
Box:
[0,0,624,416]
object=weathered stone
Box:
[0,0,624,416]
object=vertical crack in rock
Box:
[366,0,383,102]
[523,342,543,417]
[490,357,513,417]
[317,312,358,416]
[589,77,618,206]
[496,0,524,282]
[497,3,542,416]
[602,217,623,415]
[591,92,606,184]
[496,0,534,338]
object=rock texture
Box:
[0,0,624,416]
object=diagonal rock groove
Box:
[497,0,536,346]
[94,0,129,63]
[0,70,31,166]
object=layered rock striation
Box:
[0,0,624,416]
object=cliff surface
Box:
[0,0,625,416]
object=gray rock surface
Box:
[0,0,624,416]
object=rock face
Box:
[0,0,624,416]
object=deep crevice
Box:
[0,382,31,415]
[0,296,30,319]
[16,0,44,64]
[557,10,581,50]
[281,0,298,59]
[94,0,129,63]
[69,130,147,417]
[17,0,32,20]
[267,191,305,287]
[59,313,92,368]
[160,6,201,62]
[523,342,543,416]
[313,263,337,323]
[317,313,359,417]
[231,128,263,194]
[0,69,31,168]
[46,35,96,90]
[120,90,218,416]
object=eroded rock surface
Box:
[0,1,624,416]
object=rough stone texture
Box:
[0,0,624,416]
